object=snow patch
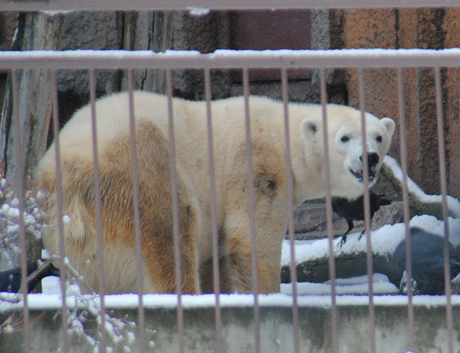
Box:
[384,155,460,217]
[281,274,398,295]
[186,7,210,16]
[63,214,71,224]
[282,215,460,266]
[3,292,460,313]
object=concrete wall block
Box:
[1,302,460,352]
[346,67,399,129]
[0,13,17,51]
[398,68,418,181]
[401,9,445,195]
[398,8,418,49]
[230,80,319,104]
[416,8,446,50]
[443,8,460,199]
[343,9,398,49]
[341,9,401,173]
[416,68,441,195]
[57,12,123,97]
[171,11,231,101]
[445,67,460,195]
[341,8,398,110]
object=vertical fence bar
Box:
[203,69,224,353]
[396,67,415,350]
[396,67,416,349]
[89,69,108,353]
[242,68,261,353]
[281,68,300,353]
[165,69,185,353]
[358,68,376,353]
[319,68,339,353]
[50,69,69,353]
[11,69,30,353]
[126,69,146,353]
[434,66,454,353]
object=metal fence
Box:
[0,2,460,353]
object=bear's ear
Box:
[301,118,320,139]
[381,117,396,138]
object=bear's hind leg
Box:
[139,194,201,294]
[131,121,201,294]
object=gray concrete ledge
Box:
[0,294,459,353]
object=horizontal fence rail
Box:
[1,49,460,70]
[1,0,460,11]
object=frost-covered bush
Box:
[0,176,45,271]
[0,176,148,351]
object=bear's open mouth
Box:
[350,169,376,183]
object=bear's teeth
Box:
[350,169,363,181]
[350,169,376,183]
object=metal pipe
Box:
[126,69,146,353]
[320,67,339,353]
[435,67,454,353]
[89,69,108,353]
[242,68,261,353]
[397,67,416,351]
[358,68,376,353]
[281,68,300,353]
[50,69,69,353]
[204,68,224,353]
[12,68,31,353]
[166,69,185,353]
[2,49,460,70]
[1,0,460,11]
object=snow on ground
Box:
[24,215,460,304]
[281,214,460,267]
[6,290,460,312]
[41,214,459,297]
[278,214,460,295]
[41,273,399,297]
[281,274,398,295]
[42,275,61,294]
[42,272,399,297]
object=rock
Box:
[291,200,404,240]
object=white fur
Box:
[38,92,395,294]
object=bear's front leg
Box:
[225,211,285,294]
[228,233,283,293]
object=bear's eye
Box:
[341,135,350,143]
[376,135,383,143]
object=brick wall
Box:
[336,8,460,198]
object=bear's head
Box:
[301,107,395,199]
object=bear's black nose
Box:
[360,152,379,168]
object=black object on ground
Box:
[332,191,391,247]
[0,260,60,293]
[394,227,460,295]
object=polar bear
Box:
[37,92,395,294]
